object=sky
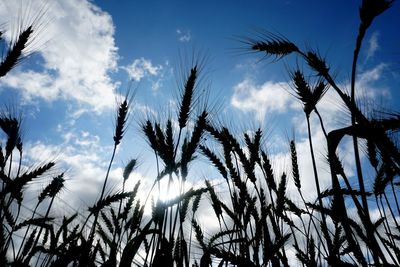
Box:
[0,0,399,224]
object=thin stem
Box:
[29,196,55,265]
[113,180,126,248]
[16,202,40,259]
[383,191,400,231]
[391,180,400,217]
[306,115,332,253]
[88,144,117,244]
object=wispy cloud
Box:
[229,63,391,202]
[356,63,390,99]
[24,125,126,210]
[230,78,294,122]
[0,0,119,112]
[176,29,191,42]
[122,57,162,82]
[366,31,379,60]
[358,62,385,84]
[23,125,204,216]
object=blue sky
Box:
[0,0,399,214]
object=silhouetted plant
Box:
[231,0,400,266]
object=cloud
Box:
[285,63,392,202]
[23,127,120,210]
[176,29,191,42]
[0,0,119,112]
[230,78,294,121]
[228,64,390,202]
[366,31,379,60]
[122,57,162,82]
[23,124,209,218]
[358,63,385,84]
[0,70,57,101]
[356,63,390,99]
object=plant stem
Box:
[306,115,333,254]
[88,144,117,245]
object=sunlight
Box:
[125,171,188,215]
[155,178,181,202]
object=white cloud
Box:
[24,128,119,210]
[313,63,389,121]
[230,78,294,122]
[0,0,119,112]
[176,29,191,42]
[366,31,379,60]
[23,126,210,218]
[123,57,162,82]
[357,63,390,99]
[358,63,385,84]
[285,63,392,202]
[228,64,390,203]
[0,70,58,101]
[357,63,386,90]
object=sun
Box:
[153,177,183,203]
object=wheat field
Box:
[0,1,399,266]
